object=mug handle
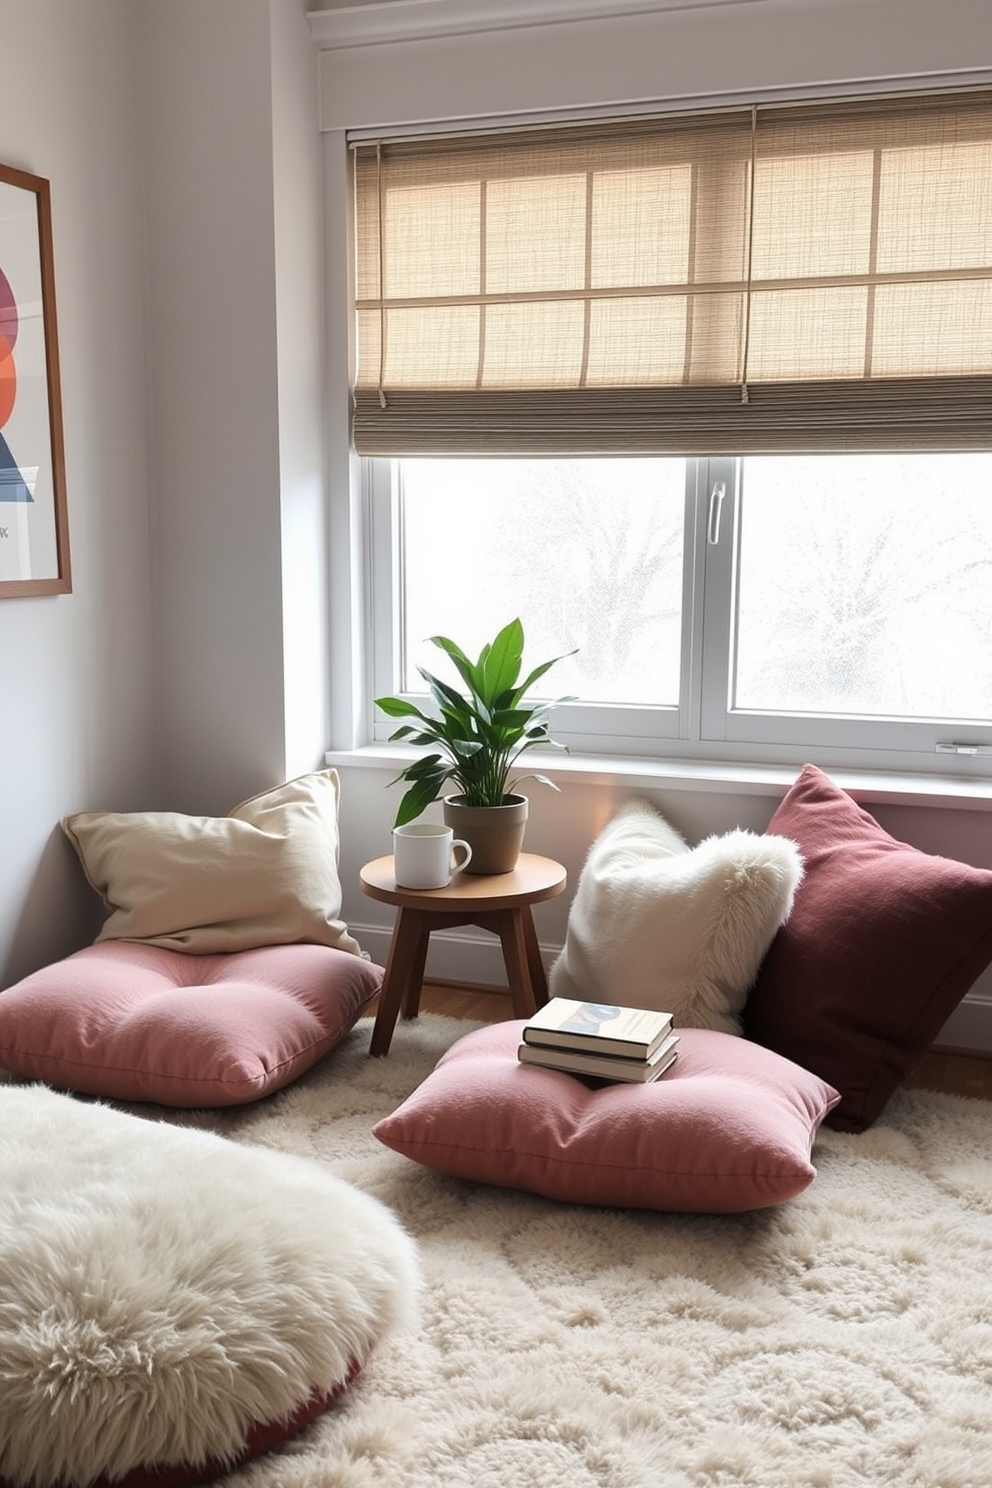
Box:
[451,839,473,873]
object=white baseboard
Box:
[354,920,992,1054]
[355,921,552,988]
[934,990,992,1054]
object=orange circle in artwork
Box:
[0,340,16,429]
[0,268,16,353]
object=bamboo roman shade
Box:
[352,90,992,455]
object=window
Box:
[368,452,992,775]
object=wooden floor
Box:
[901,1046,992,1101]
[391,982,992,1102]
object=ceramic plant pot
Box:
[442,793,528,875]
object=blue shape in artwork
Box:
[0,430,32,502]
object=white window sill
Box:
[325,745,992,812]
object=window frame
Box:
[365,452,992,781]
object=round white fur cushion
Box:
[0,1085,420,1488]
[549,798,804,1034]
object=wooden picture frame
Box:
[0,162,71,597]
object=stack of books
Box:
[518,998,678,1084]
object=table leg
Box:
[401,915,431,1020]
[519,906,549,1007]
[369,909,431,1057]
[490,907,539,1020]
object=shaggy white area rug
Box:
[88,1018,992,1485]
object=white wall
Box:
[315,0,992,130]
[1,0,990,1055]
[0,0,157,984]
[270,0,336,781]
[137,0,299,813]
[0,0,327,990]
[314,0,992,1049]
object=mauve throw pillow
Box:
[373,1020,839,1213]
[744,764,992,1134]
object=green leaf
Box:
[402,729,447,748]
[393,773,450,827]
[376,695,431,721]
[421,669,479,733]
[428,635,482,698]
[449,738,484,760]
[403,752,446,778]
[508,771,562,794]
[512,653,578,703]
[480,619,524,703]
[488,706,535,732]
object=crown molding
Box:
[306,0,763,50]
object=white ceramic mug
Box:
[392,823,473,889]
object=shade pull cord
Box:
[740,104,757,406]
[376,141,388,410]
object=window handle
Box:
[935,741,992,756]
[707,481,727,545]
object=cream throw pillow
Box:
[549,799,803,1034]
[61,770,363,957]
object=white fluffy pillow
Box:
[549,799,803,1034]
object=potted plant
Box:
[375,618,574,873]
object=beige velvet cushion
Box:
[61,770,363,956]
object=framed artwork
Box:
[0,162,70,597]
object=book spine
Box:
[522,1025,671,1060]
[518,1045,678,1083]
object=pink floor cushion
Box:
[0,941,383,1106]
[0,1085,419,1488]
[373,1019,839,1212]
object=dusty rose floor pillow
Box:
[549,798,804,1034]
[0,941,383,1106]
[373,1019,839,1212]
[744,763,992,1134]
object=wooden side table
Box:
[360,852,567,1056]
